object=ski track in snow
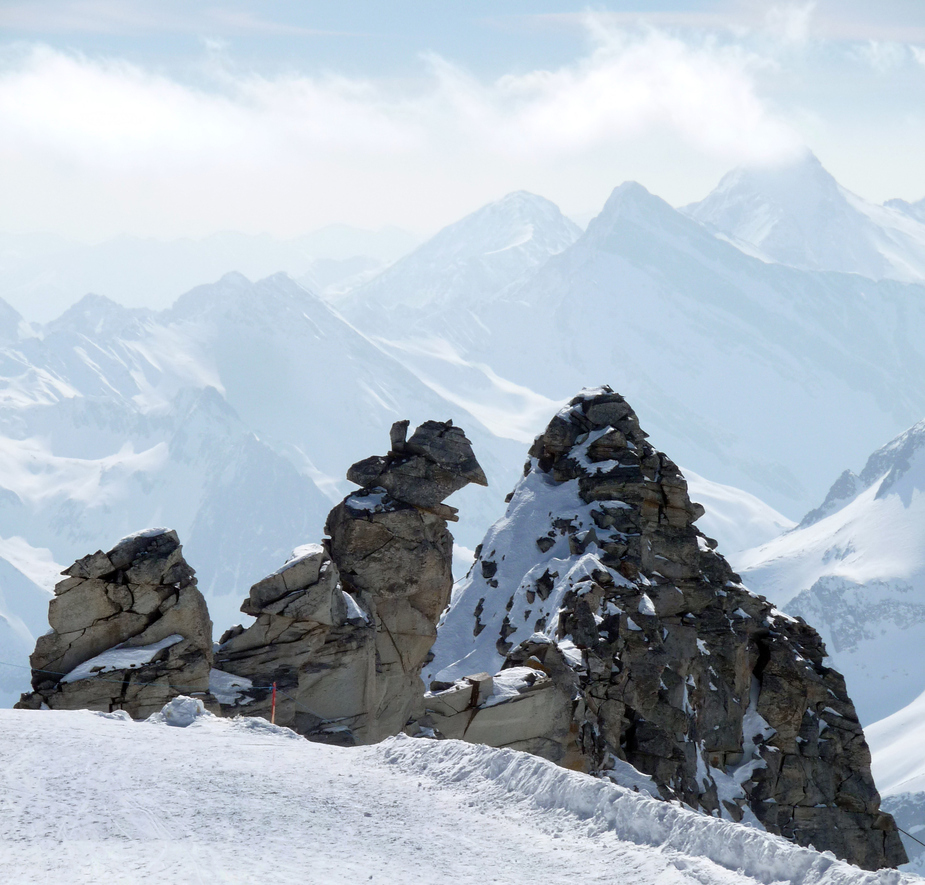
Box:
[0,709,919,885]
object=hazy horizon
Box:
[2,0,924,247]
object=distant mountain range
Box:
[342,167,925,522]
[0,226,419,322]
[3,151,925,726]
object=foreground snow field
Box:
[0,708,918,885]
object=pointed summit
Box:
[582,181,688,246]
[45,293,145,339]
[340,191,581,319]
[684,151,925,280]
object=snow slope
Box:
[887,198,925,226]
[0,557,50,709]
[733,419,925,725]
[684,467,796,554]
[0,706,916,884]
[869,691,925,875]
[685,152,925,282]
[0,537,61,709]
[871,691,925,801]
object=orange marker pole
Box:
[271,682,277,725]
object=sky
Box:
[1,0,924,241]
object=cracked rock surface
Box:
[16,529,213,719]
[428,387,906,871]
[215,419,487,745]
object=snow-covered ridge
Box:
[734,415,925,725]
[685,151,925,282]
[799,420,925,528]
[339,190,581,320]
[684,467,795,553]
[887,198,925,225]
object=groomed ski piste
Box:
[0,701,919,885]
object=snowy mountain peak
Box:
[44,292,147,339]
[339,191,581,317]
[799,418,925,527]
[217,270,254,288]
[871,419,925,498]
[168,271,317,323]
[708,150,837,208]
[684,152,856,264]
[734,414,925,726]
[405,189,581,267]
[585,181,680,237]
[685,151,925,281]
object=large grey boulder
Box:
[213,543,376,741]
[16,529,214,719]
[215,419,487,745]
[428,387,906,871]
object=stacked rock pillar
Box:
[215,419,487,745]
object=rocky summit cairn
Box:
[214,419,487,745]
[427,387,905,871]
[17,529,213,718]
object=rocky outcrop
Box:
[215,419,487,744]
[427,387,906,871]
[212,542,377,741]
[16,529,213,719]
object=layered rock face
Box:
[212,542,376,740]
[215,419,487,744]
[428,387,905,871]
[17,529,213,718]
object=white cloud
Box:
[857,40,910,72]
[764,3,816,45]
[0,21,805,238]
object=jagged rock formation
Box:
[427,387,906,871]
[212,542,377,740]
[16,529,213,718]
[215,419,487,744]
